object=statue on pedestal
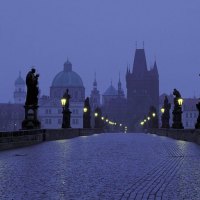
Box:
[22,68,41,129]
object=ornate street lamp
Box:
[61,89,71,128]
[152,113,156,117]
[148,106,158,129]
[83,107,88,113]
[83,97,91,128]
[94,107,102,128]
[178,98,183,106]
[172,88,184,129]
[161,107,165,114]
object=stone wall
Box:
[0,128,103,151]
[148,128,200,145]
[44,128,102,141]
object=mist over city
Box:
[0,0,200,103]
[1,1,200,200]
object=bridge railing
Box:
[148,128,200,145]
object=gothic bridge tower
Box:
[126,48,159,131]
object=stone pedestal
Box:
[62,109,71,128]
[172,108,184,129]
[22,105,41,129]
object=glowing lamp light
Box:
[178,98,183,106]
[61,97,67,107]
[147,117,150,120]
[161,108,165,113]
[144,119,147,122]
[94,112,98,117]
[83,107,88,113]
[152,113,156,117]
[140,121,144,126]
[101,117,104,120]
[106,119,109,122]
[120,124,122,127]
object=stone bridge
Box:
[0,132,200,199]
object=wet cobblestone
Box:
[0,133,200,199]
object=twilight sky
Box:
[0,0,200,103]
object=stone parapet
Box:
[0,128,103,151]
[148,128,200,145]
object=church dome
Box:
[15,72,25,85]
[52,60,84,87]
[103,84,118,96]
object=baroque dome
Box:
[51,60,84,87]
[15,72,25,85]
[103,84,118,96]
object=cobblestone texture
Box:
[0,133,200,199]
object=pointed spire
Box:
[118,72,124,97]
[152,60,159,77]
[93,72,97,88]
[132,48,148,75]
[118,72,122,91]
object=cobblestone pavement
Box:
[0,133,200,200]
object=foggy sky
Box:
[0,0,200,103]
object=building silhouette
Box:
[101,77,126,126]
[126,48,159,131]
[39,60,85,128]
[90,74,101,112]
[14,72,26,104]
[90,74,101,127]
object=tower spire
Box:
[93,72,97,89]
[152,60,159,77]
[132,48,148,75]
[118,72,122,91]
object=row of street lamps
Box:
[61,89,128,131]
[140,106,158,129]
[140,88,187,130]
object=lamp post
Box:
[148,106,158,129]
[83,97,91,128]
[161,96,171,128]
[94,107,102,128]
[61,89,71,128]
[172,88,184,129]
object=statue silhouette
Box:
[25,68,39,106]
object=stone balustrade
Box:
[0,128,103,151]
[148,128,200,145]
